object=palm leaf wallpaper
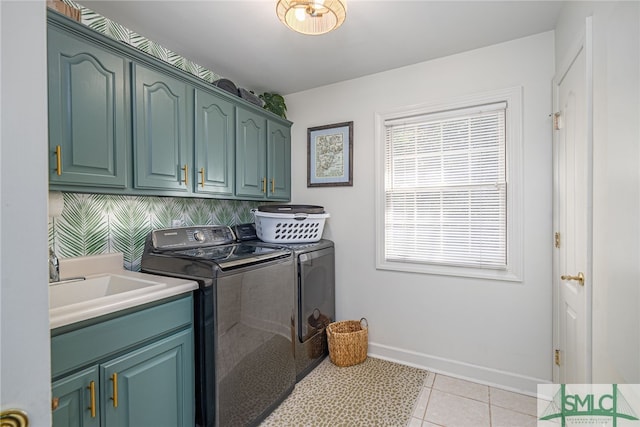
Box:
[150,197,185,230]
[56,193,109,258]
[185,199,215,226]
[60,0,222,84]
[48,194,265,271]
[109,196,151,271]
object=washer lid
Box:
[170,242,290,271]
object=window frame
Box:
[374,87,524,282]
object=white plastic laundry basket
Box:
[252,209,330,243]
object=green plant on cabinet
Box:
[259,92,287,119]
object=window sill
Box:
[376,258,523,282]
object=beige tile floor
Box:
[407,373,539,427]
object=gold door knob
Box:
[0,409,29,427]
[561,272,585,286]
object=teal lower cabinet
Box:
[51,295,194,427]
[52,367,100,427]
[102,331,191,427]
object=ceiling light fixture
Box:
[276,0,347,35]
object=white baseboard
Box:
[368,342,551,397]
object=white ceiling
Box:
[80,0,565,95]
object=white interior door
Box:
[552,18,593,384]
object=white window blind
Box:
[383,102,507,269]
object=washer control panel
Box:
[151,226,235,250]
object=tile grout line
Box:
[423,375,435,425]
[488,385,493,427]
[412,372,540,427]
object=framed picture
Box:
[307,121,353,187]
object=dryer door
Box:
[298,247,335,342]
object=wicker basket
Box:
[326,318,368,367]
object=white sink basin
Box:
[49,274,166,309]
[49,253,198,329]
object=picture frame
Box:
[307,121,354,187]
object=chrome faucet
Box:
[49,247,59,283]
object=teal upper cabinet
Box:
[194,90,235,196]
[133,64,190,192]
[48,24,127,188]
[47,10,291,200]
[236,109,267,198]
[236,110,291,200]
[267,121,292,200]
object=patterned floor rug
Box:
[259,357,428,427]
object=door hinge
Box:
[554,232,561,248]
[554,112,563,130]
[555,349,561,366]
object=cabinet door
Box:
[52,366,100,427]
[267,120,291,200]
[133,64,190,192]
[235,109,267,199]
[48,27,127,188]
[102,329,194,427]
[194,90,235,196]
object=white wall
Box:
[556,1,640,383]
[287,31,555,394]
[0,1,51,425]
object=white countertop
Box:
[49,253,197,329]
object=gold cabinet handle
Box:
[88,380,96,418]
[51,397,60,411]
[271,178,275,193]
[181,164,188,186]
[199,168,205,188]
[110,373,118,408]
[262,177,267,194]
[55,145,62,176]
[561,272,585,286]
